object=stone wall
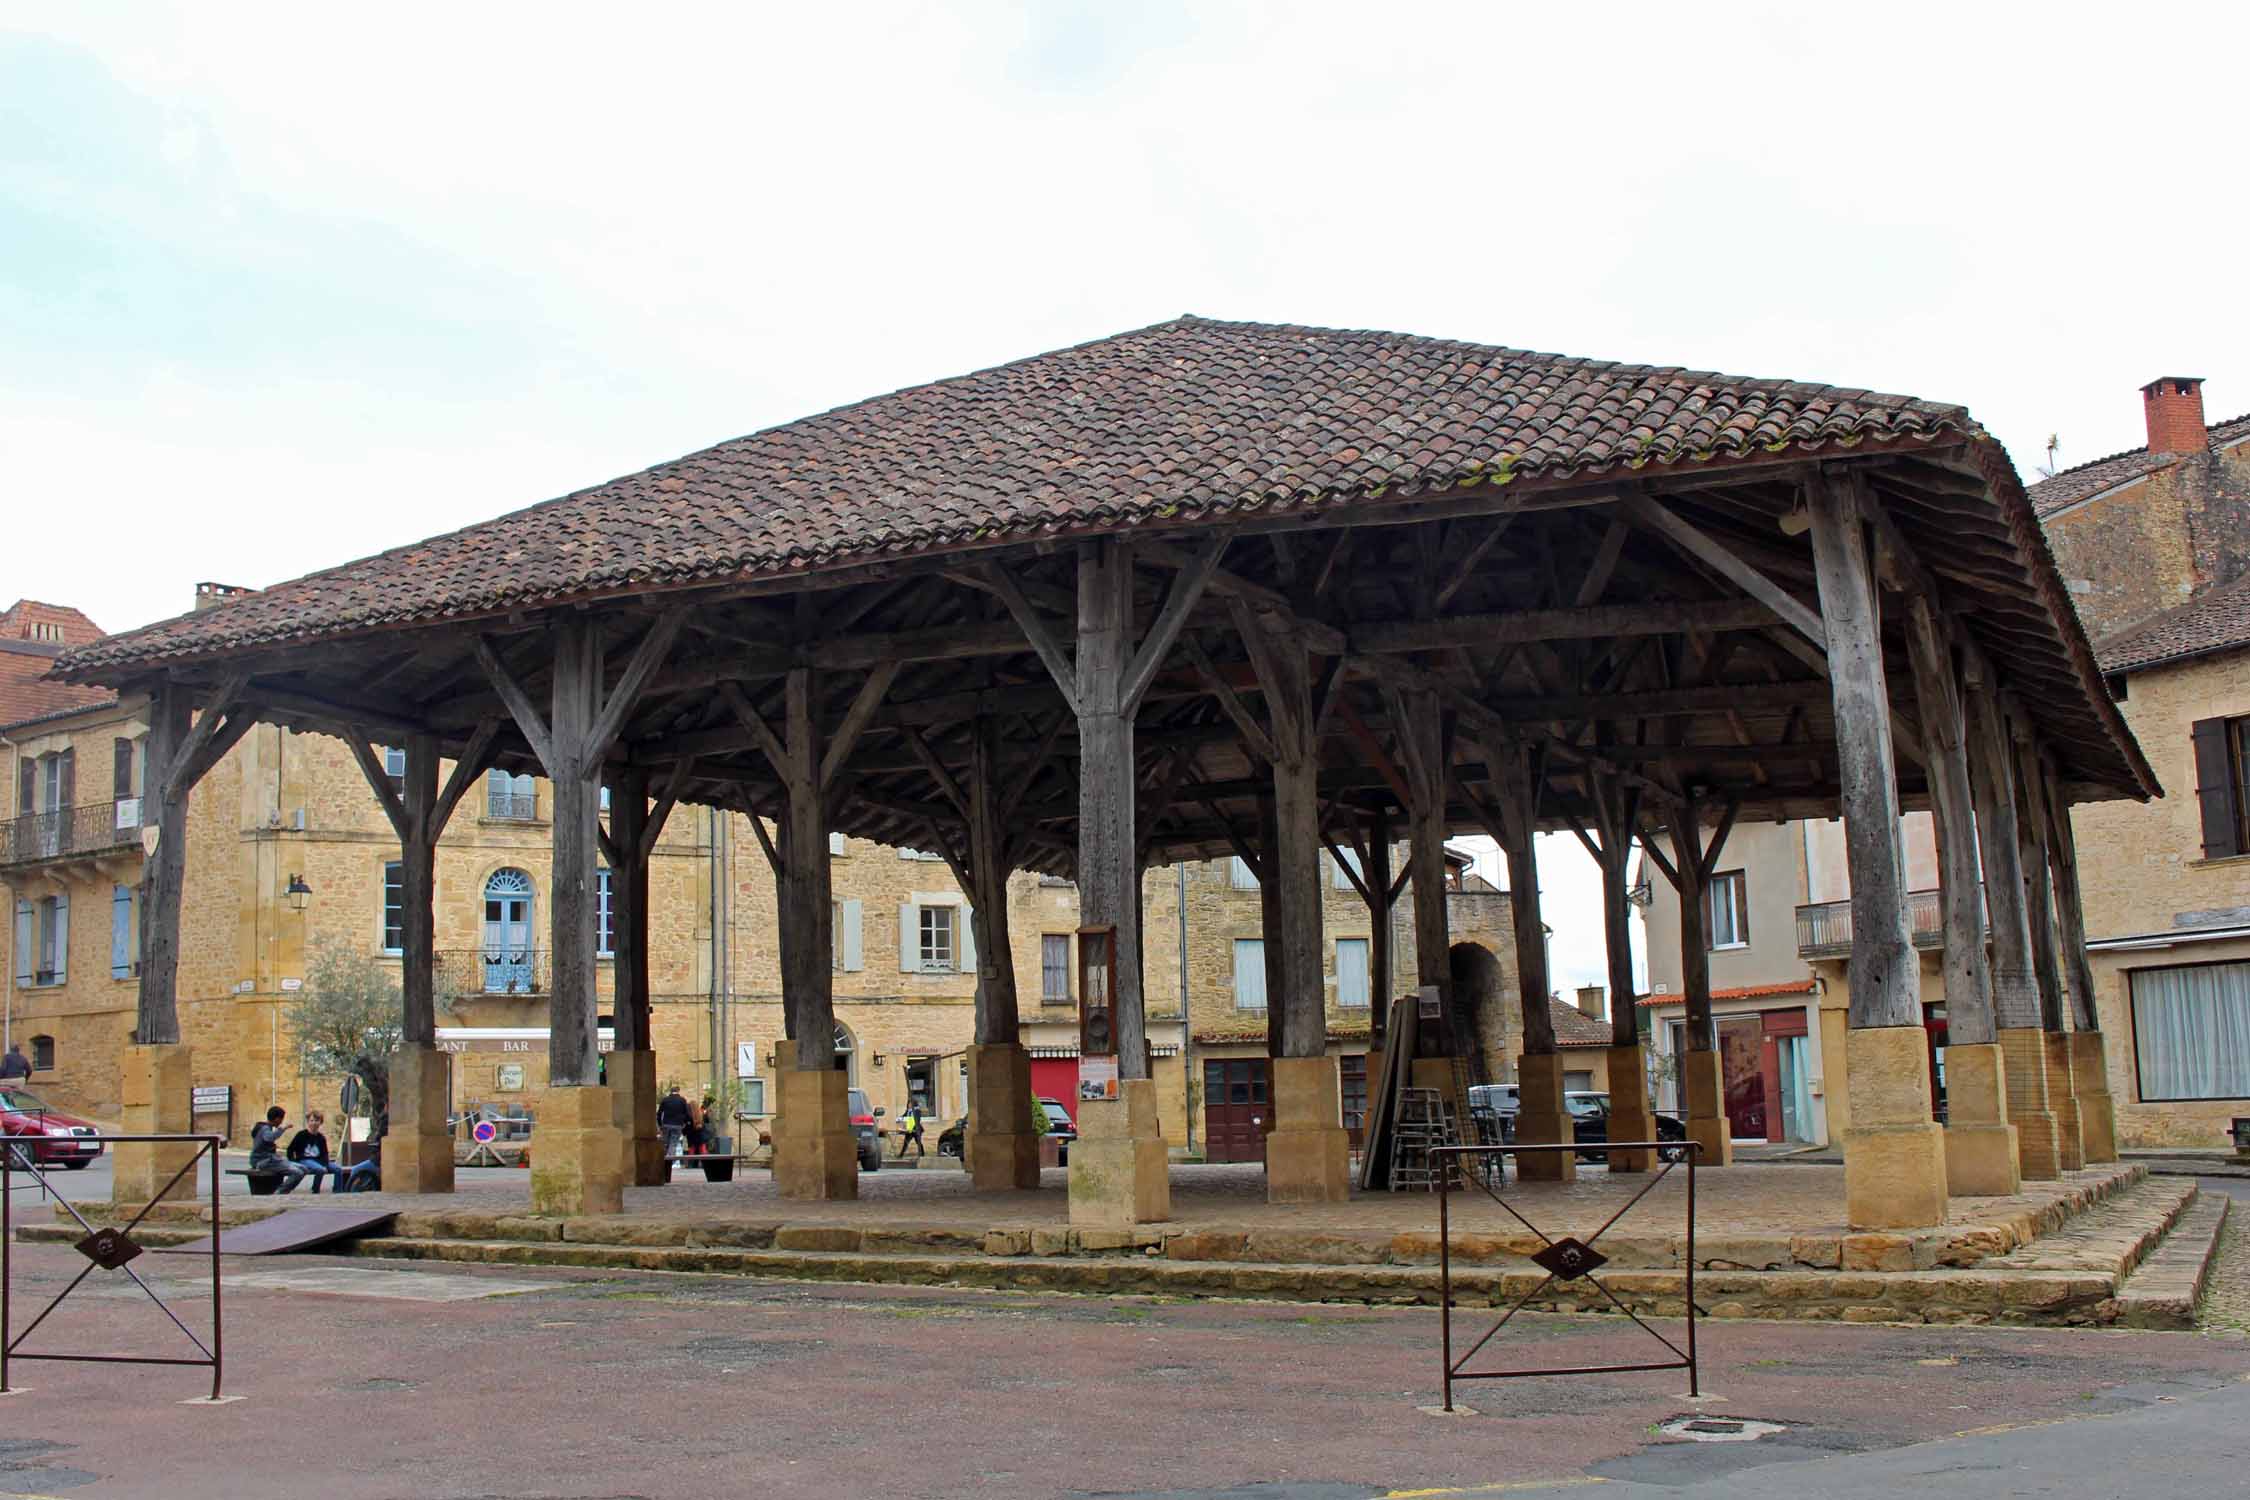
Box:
[2042,433,2250,642]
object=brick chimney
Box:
[2142,376,2208,456]
[193,582,256,612]
[1574,984,1606,1021]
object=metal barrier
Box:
[2,1133,224,1400]
[1434,1140,1700,1411]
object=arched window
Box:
[481,869,536,993]
[832,1022,856,1082]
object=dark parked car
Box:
[935,1096,1077,1162]
[0,1088,104,1169]
[847,1087,883,1171]
[1467,1085,1687,1163]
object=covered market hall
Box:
[59,316,2155,1232]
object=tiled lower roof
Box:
[2095,571,2250,676]
[58,316,1973,677]
[2026,411,2250,517]
[1637,978,1819,1007]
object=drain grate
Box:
[1656,1415,1786,1443]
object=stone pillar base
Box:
[1939,1042,2018,1197]
[2070,1031,2119,1164]
[1602,1043,1658,1173]
[2045,1032,2085,1171]
[1998,1028,2061,1179]
[771,1064,858,1201]
[113,1043,196,1207]
[385,1044,456,1195]
[528,1084,627,1216]
[1069,1077,1170,1227]
[607,1049,665,1187]
[1680,1048,1732,1168]
[1842,1024,1948,1228]
[1266,1056,1350,1204]
[965,1042,1040,1190]
[1511,1052,1577,1184]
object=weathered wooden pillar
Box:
[1366,809,1394,1056]
[1257,790,1289,1064]
[1903,600,2018,1196]
[116,679,258,1207]
[1808,472,1946,1227]
[1582,774,1656,1172]
[963,715,1039,1190]
[1241,613,1348,1204]
[1964,683,2061,1180]
[1480,736,1573,1183]
[604,765,661,1187]
[1668,796,1731,1170]
[773,668,854,1198]
[2039,762,2117,1162]
[2011,726,2083,1172]
[1388,686,1476,1161]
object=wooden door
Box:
[1202,1058,1270,1163]
[1719,1017,1766,1140]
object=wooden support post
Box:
[1367,810,1394,1054]
[133,687,191,1049]
[1574,772,1657,1172]
[964,714,1038,1189]
[2040,762,2117,1162]
[1660,795,1731,1170]
[548,620,603,1091]
[1257,791,1288,1063]
[2011,727,2084,1171]
[604,765,662,1187]
[1965,682,2061,1180]
[390,736,449,1193]
[1481,736,1573,1183]
[1902,598,2018,1194]
[1808,471,1945,1227]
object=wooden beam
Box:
[588,607,688,751]
[640,756,694,860]
[1484,680,1828,720]
[717,681,789,772]
[1182,637,1277,764]
[1351,597,1775,655]
[160,672,252,800]
[900,727,972,822]
[432,717,503,835]
[1124,534,1230,714]
[1620,493,1827,649]
[345,730,411,840]
[1433,515,1515,609]
[472,636,557,774]
[1137,540,1348,655]
[979,561,1078,709]
[819,660,900,791]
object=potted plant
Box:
[705,1076,743,1156]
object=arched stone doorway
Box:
[1448,942,1510,1086]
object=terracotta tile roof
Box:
[1192,1020,1374,1046]
[1549,997,1613,1046]
[1637,978,1819,1007]
[60,316,1974,676]
[2025,411,2250,518]
[1,639,114,733]
[2095,570,2250,676]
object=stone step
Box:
[2113,1191,2231,1330]
[1978,1176,2197,1278]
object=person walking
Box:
[656,1085,693,1159]
[0,1042,30,1082]
[895,1102,926,1160]
[286,1111,355,1193]
[250,1106,308,1193]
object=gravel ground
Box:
[2196,1178,2250,1337]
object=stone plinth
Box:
[1603,1043,1658,1173]
[2045,1032,2085,1172]
[1265,1056,1350,1204]
[528,1083,627,1217]
[113,1043,197,1207]
[964,1042,1039,1190]
[771,1063,858,1201]
[1069,1077,1170,1228]
[1512,1052,1576,1184]
[386,1044,456,1195]
[1843,1024,1948,1229]
[608,1049,665,1187]
[1998,1027,2062,1179]
[1680,1048,1732,1168]
[1939,1042,2019,1197]
[2070,1031,2119,1164]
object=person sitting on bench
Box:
[286,1111,355,1194]
[250,1106,308,1193]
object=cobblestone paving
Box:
[2197,1190,2250,1337]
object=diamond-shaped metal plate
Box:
[75,1226,143,1271]
[1529,1235,1606,1281]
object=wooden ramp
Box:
[156,1207,398,1257]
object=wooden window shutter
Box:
[958,903,976,973]
[12,901,32,988]
[50,891,67,984]
[839,899,863,972]
[898,901,919,972]
[14,758,30,816]
[2192,717,2239,858]
[55,749,74,811]
[113,737,135,798]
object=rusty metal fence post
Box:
[2,1132,225,1400]
[1435,1139,1700,1411]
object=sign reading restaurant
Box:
[434,1028,617,1055]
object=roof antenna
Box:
[2038,433,2060,480]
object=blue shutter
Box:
[112,885,132,979]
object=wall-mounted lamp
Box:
[285,873,313,914]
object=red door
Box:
[1029,1058,1077,1113]
[1203,1058,1271,1163]
[1719,1017,1766,1140]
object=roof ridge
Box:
[2031,407,2250,488]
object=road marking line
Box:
[1384,1479,1608,1497]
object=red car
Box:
[0,1087,104,1169]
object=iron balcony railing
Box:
[0,799,143,869]
[1796,885,1982,959]
[435,947,551,997]
[484,789,540,822]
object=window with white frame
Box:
[1332,848,1362,890]
[12,894,67,987]
[1232,938,1266,1010]
[2131,961,2250,1101]
[898,846,945,861]
[1705,870,1749,950]
[1229,856,1259,891]
[1041,934,1072,1004]
[919,904,957,971]
[596,866,615,957]
[1336,937,1371,1007]
[382,860,404,955]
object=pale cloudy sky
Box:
[6,3,2246,993]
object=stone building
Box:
[2032,377,2250,1147]
[4,590,1516,1156]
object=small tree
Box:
[290,943,406,1129]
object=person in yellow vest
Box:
[894,1102,926,1160]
